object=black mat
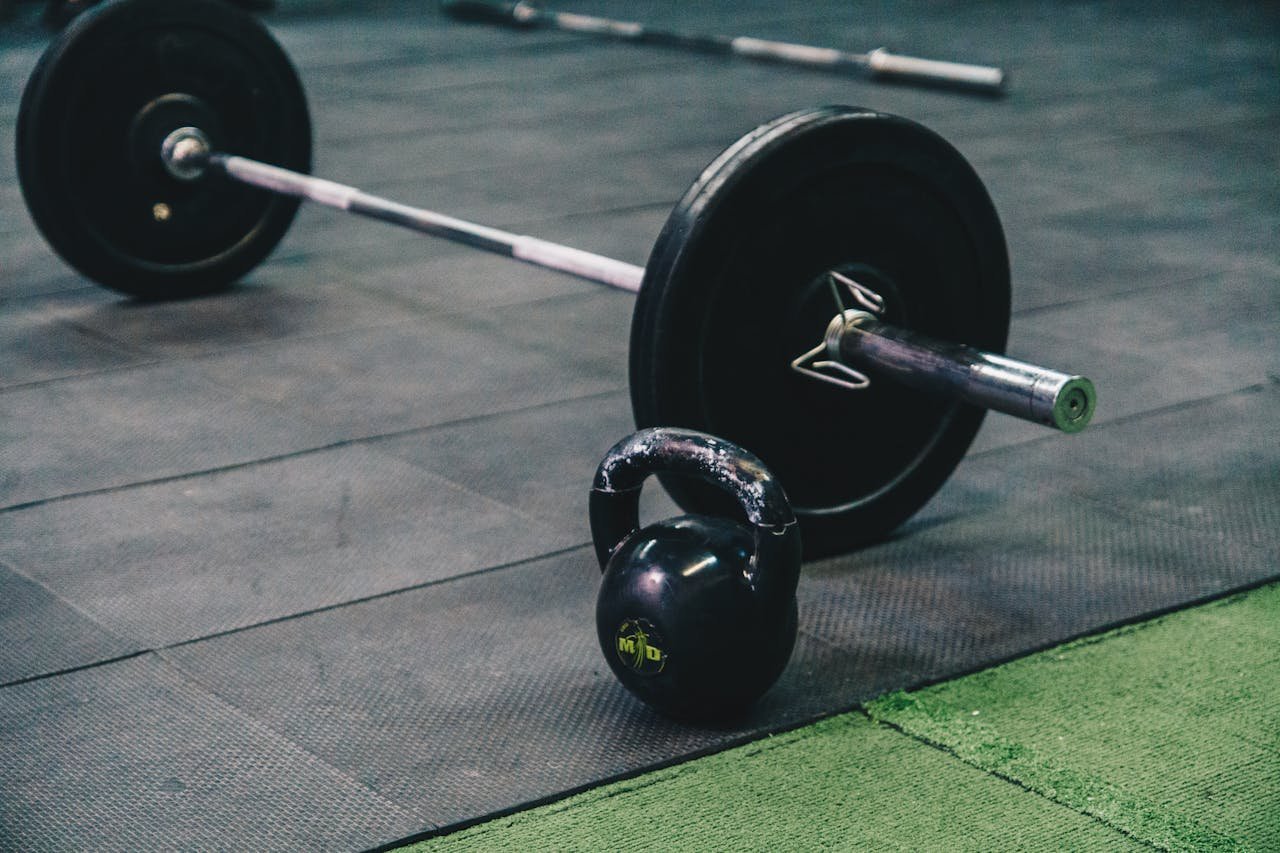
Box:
[1,0,1277,849]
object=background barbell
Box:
[441,0,1007,94]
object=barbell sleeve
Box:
[862,48,1007,91]
[829,311,1096,433]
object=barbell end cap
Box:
[1050,376,1097,433]
[160,126,212,182]
[441,0,537,27]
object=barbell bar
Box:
[442,0,1007,94]
[165,127,646,293]
[168,128,645,292]
[17,0,1094,558]
[166,126,1093,437]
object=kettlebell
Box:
[590,427,802,721]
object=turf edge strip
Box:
[865,685,1246,851]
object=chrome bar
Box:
[213,155,644,292]
[162,128,644,292]
[829,310,1096,433]
[443,1,1006,93]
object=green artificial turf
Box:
[867,582,1280,851]
[408,581,1280,852]
[413,713,1140,852]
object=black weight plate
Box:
[17,0,311,299]
[630,106,1010,559]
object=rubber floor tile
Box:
[0,654,424,852]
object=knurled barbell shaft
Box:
[168,129,1092,432]
[829,311,1096,433]
[208,151,645,292]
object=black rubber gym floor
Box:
[2,1,1277,849]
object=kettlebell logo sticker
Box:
[615,618,667,676]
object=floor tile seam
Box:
[919,79,1263,140]
[0,279,96,307]
[147,647,438,832]
[362,437,582,534]
[809,571,1280,709]
[0,355,166,395]
[272,30,589,74]
[333,270,628,326]
[106,272,615,370]
[1035,110,1280,156]
[1026,181,1280,226]
[171,300,632,416]
[0,297,432,395]
[54,315,158,358]
[854,705,1178,852]
[0,556,140,665]
[373,704,860,851]
[1040,579,1280,655]
[0,386,629,515]
[152,540,591,656]
[310,83,698,145]
[304,46,694,101]
[394,714,853,850]
[1007,274,1224,320]
[0,649,152,692]
[0,311,166,393]
[313,118,735,186]
[1031,482,1279,559]
[171,305,440,367]
[1088,110,1280,149]
[0,286,616,398]
[1047,57,1278,98]
[0,549,147,691]
[962,443,1280,561]
[204,375,631,482]
[2,541,592,692]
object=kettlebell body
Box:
[590,428,801,721]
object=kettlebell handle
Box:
[589,428,799,596]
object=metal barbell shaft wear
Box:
[168,131,645,292]
[211,155,646,293]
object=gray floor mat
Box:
[1,0,1276,849]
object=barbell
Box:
[441,0,1007,94]
[16,0,1096,561]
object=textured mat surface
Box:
[0,655,423,851]
[1,0,1278,849]
[413,580,1280,851]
